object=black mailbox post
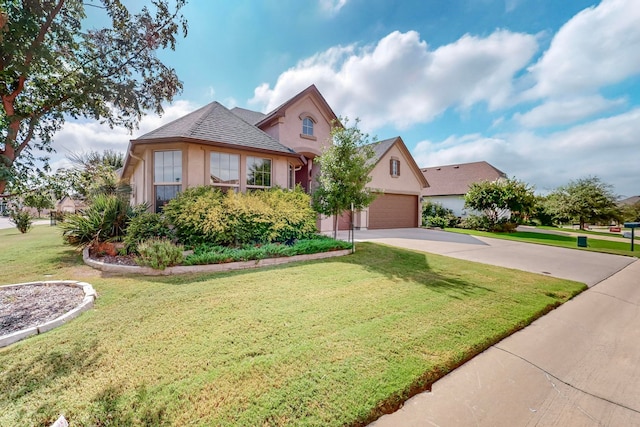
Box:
[624,222,640,252]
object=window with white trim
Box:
[154,150,182,212]
[210,152,240,191]
[302,117,314,136]
[390,158,401,177]
[246,156,272,188]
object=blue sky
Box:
[57,0,640,197]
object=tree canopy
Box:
[0,0,188,195]
[464,177,536,228]
[545,176,619,229]
[312,118,377,237]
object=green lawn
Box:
[445,227,639,258]
[1,226,585,426]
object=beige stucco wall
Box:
[368,144,424,196]
[126,141,297,211]
[262,96,333,157]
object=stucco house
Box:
[421,161,506,217]
[121,85,427,231]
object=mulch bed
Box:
[0,283,85,336]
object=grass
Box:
[0,226,585,426]
[536,225,628,238]
[445,227,639,258]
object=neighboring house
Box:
[56,195,87,213]
[121,85,427,231]
[619,196,640,206]
[421,161,507,217]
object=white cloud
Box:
[412,108,640,195]
[514,95,626,128]
[526,0,640,99]
[48,100,198,171]
[319,0,348,14]
[249,29,537,130]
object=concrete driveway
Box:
[342,228,634,286]
[349,228,640,426]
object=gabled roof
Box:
[367,137,429,188]
[230,107,266,125]
[255,84,340,129]
[133,101,296,155]
[421,161,506,196]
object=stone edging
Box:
[83,247,352,276]
[0,281,97,348]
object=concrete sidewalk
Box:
[371,259,640,426]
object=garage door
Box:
[368,194,418,229]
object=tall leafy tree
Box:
[546,176,620,229]
[0,0,188,195]
[312,118,377,238]
[464,177,536,229]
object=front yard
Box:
[0,226,585,426]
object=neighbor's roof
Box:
[421,161,507,196]
[132,101,297,156]
[619,195,640,206]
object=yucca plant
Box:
[60,194,146,247]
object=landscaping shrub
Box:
[61,194,146,247]
[9,209,33,234]
[424,216,448,228]
[459,214,490,231]
[163,186,317,246]
[184,236,352,265]
[123,212,174,253]
[422,201,458,227]
[136,238,184,270]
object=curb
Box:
[0,281,97,348]
[83,247,352,276]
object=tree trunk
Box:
[333,213,338,239]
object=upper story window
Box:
[210,152,240,190]
[154,150,182,212]
[246,156,272,188]
[390,158,401,177]
[302,117,314,136]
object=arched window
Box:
[302,117,314,136]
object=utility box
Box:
[577,236,588,247]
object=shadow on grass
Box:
[81,383,171,427]
[136,243,494,300]
[0,338,101,404]
[340,242,495,299]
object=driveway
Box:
[350,228,640,426]
[341,228,634,286]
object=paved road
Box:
[341,228,640,426]
[0,216,49,230]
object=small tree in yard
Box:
[464,177,536,231]
[312,118,377,238]
[546,176,620,229]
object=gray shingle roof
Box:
[421,161,507,196]
[134,102,296,155]
[230,107,266,125]
[366,138,397,165]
